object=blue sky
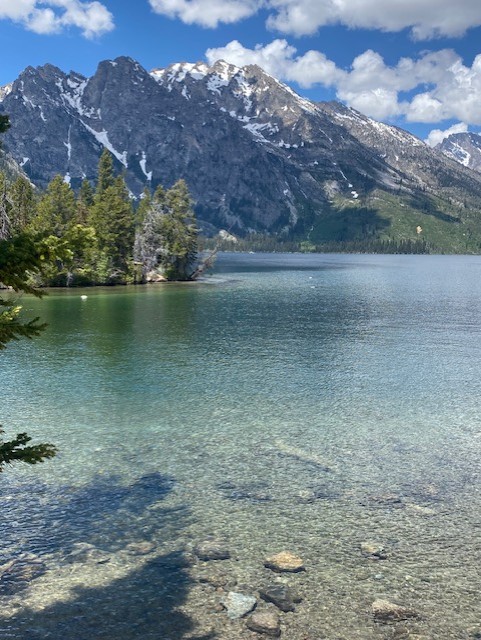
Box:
[1,0,481,145]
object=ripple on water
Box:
[1,254,481,639]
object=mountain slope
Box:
[2,57,481,250]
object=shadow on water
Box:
[0,472,206,639]
[0,552,203,640]
[0,472,186,560]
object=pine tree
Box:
[89,156,134,283]
[135,179,198,281]
[32,175,76,237]
[136,186,152,226]
[153,184,166,205]
[96,148,115,194]
[9,175,36,233]
[0,171,11,240]
[0,114,10,136]
[76,178,94,224]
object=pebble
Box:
[247,610,281,637]
[259,584,299,612]
[198,571,230,588]
[220,591,257,619]
[371,599,419,622]
[264,552,305,573]
[194,539,231,561]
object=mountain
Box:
[2,56,481,251]
[437,132,481,173]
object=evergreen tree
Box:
[9,175,36,233]
[153,184,166,205]
[76,178,94,224]
[0,114,10,136]
[96,148,115,194]
[0,171,11,240]
[32,175,76,237]
[89,156,134,282]
[136,186,152,221]
[162,179,198,280]
[135,179,198,281]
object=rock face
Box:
[3,57,481,239]
[438,132,481,173]
[264,551,305,573]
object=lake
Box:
[1,252,481,639]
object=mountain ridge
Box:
[2,56,481,250]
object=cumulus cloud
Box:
[206,39,481,125]
[149,0,481,39]
[0,0,114,37]
[148,0,260,28]
[206,39,342,87]
[425,123,469,147]
[266,0,481,39]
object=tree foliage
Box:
[135,179,199,281]
[0,114,57,471]
[0,428,56,470]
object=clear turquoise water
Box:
[1,253,481,639]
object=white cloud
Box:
[266,0,481,39]
[149,0,481,39]
[148,0,260,28]
[425,123,469,147]
[206,39,342,87]
[0,0,114,37]
[206,40,481,125]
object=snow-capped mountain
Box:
[2,56,481,236]
[437,132,481,173]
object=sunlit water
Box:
[1,253,481,639]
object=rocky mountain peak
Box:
[438,131,481,172]
[2,55,481,242]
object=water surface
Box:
[1,253,481,639]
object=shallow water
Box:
[1,253,481,639]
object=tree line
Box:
[0,148,201,286]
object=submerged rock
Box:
[125,541,156,555]
[0,556,47,594]
[194,539,231,561]
[65,543,111,565]
[220,592,257,619]
[372,599,419,622]
[264,552,305,573]
[259,584,300,612]
[405,503,436,516]
[247,610,281,636]
[360,542,388,560]
[369,494,404,508]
